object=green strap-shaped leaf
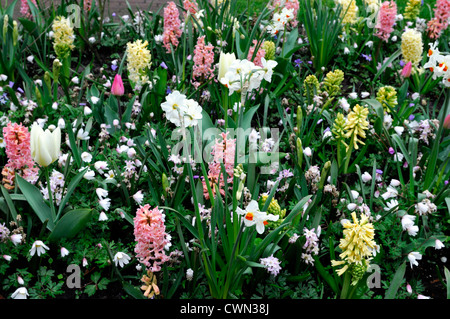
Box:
[48,209,93,241]
[16,175,54,230]
[385,261,406,299]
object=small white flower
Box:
[407,251,422,268]
[82,257,88,267]
[29,240,50,257]
[96,187,108,199]
[113,252,131,268]
[27,55,34,63]
[394,126,404,136]
[90,96,100,105]
[361,172,372,183]
[81,152,93,163]
[88,36,96,43]
[347,203,357,211]
[384,199,399,211]
[84,106,93,116]
[60,247,70,257]
[304,147,312,157]
[390,179,401,187]
[186,268,194,281]
[83,169,95,180]
[17,276,24,285]
[3,255,11,261]
[132,190,144,204]
[344,47,350,54]
[99,212,108,221]
[71,76,79,84]
[58,118,66,129]
[11,287,28,299]
[99,198,111,211]
[360,92,370,98]
[435,239,445,250]
[348,92,358,99]
[10,234,22,246]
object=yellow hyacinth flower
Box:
[401,28,423,67]
[332,212,376,278]
[338,0,358,24]
[404,0,421,20]
[126,39,152,89]
[344,104,369,150]
[52,16,75,58]
[376,86,398,113]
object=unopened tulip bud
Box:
[401,61,412,78]
[111,74,124,96]
[30,124,61,167]
[444,114,450,130]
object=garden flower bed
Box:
[0,0,449,302]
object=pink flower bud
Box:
[401,61,412,78]
[111,74,124,96]
[406,283,412,294]
[444,114,450,130]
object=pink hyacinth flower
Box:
[375,1,397,42]
[444,114,450,129]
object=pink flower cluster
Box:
[375,1,397,42]
[202,132,236,200]
[183,0,198,16]
[427,0,450,39]
[247,40,266,67]
[192,35,215,81]
[20,0,37,19]
[134,205,171,272]
[163,1,183,53]
[1,122,39,190]
[270,0,299,27]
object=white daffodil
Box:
[236,200,279,234]
[113,252,131,268]
[81,151,93,163]
[30,240,49,257]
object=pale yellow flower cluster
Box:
[338,0,358,24]
[126,39,152,90]
[331,212,376,277]
[52,16,75,58]
[401,28,423,67]
[344,104,369,150]
[364,0,380,13]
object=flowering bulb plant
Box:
[1,0,449,303]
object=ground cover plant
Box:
[0,0,449,301]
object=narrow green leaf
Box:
[385,261,406,299]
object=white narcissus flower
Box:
[30,124,61,167]
[408,251,422,268]
[11,287,28,299]
[236,200,279,234]
[99,212,108,221]
[113,252,131,268]
[29,240,49,257]
[83,169,95,180]
[260,57,278,82]
[401,214,416,230]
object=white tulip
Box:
[217,52,237,81]
[30,124,61,167]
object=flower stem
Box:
[44,166,56,222]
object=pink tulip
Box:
[401,61,412,78]
[111,74,124,96]
[444,114,450,129]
